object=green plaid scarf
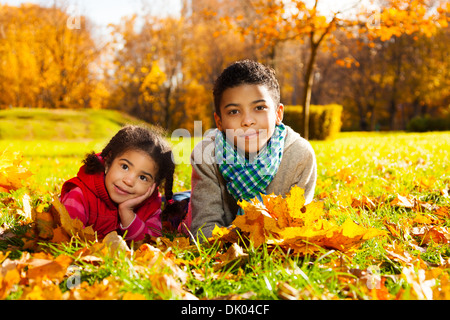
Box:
[215,124,287,209]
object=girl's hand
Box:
[118,184,156,228]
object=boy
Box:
[188,60,317,239]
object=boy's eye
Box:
[228,109,239,115]
[256,105,266,111]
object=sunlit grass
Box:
[1,130,450,300]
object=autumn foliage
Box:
[0,150,32,193]
[1,1,449,134]
[212,186,387,255]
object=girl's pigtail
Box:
[161,150,187,231]
[164,151,175,202]
[83,151,104,174]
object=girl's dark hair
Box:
[83,125,175,201]
[213,59,280,116]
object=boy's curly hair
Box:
[213,59,280,116]
[83,125,175,201]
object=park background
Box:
[0,0,450,300]
[0,0,448,137]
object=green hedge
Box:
[406,114,450,132]
[283,104,343,140]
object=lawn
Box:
[0,109,449,301]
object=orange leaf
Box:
[0,266,21,299]
[26,254,72,282]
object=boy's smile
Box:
[214,84,284,154]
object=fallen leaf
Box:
[16,194,33,222]
[0,150,33,192]
[102,231,130,257]
[213,242,248,271]
[20,280,63,300]
[390,194,416,208]
[402,266,436,300]
[232,186,387,255]
[26,254,73,282]
[0,262,21,299]
[50,197,96,242]
[122,292,146,300]
[411,225,450,245]
[35,210,55,240]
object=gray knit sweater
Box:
[188,125,317,239]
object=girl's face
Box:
[104,149,158,205]
[214,84,284,154]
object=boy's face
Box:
[214,84,284,154]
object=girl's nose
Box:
[122,174,134,187]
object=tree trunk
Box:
[357,101,368,131]
[301,41,319,140]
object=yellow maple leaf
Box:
[0,150,33,192]
[285,186,306,219]
[0,267,21,300]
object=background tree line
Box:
[0,0,448,135]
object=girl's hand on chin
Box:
[119,183,156,211]
[118,184,156,228]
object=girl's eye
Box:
[139,175,148,182]
[121,164,128,170]
[228,109,239,115]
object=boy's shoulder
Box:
[284,125,314,154]
[190,128,219,165]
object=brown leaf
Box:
[213,242,248,271]
[35,210,55,240]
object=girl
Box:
[60,125,175,241]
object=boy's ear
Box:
[214,112,223,131]
[276,104,284,125]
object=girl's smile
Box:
[113,184,131,195]
[104,149,158,205]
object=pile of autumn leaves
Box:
[1,149,450,300]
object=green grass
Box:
[1,108,450,300]
[0,108,148,141]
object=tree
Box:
[220,0,355,139]
[0,3,102,109]
[359,0,449,129]
[219,0,449,136]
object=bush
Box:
[406,114,450,132]
[283,104,343,140]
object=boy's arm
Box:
[189,141,229,240]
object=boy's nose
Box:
[241,113,256,127]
